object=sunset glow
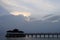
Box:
[10,11,31,17]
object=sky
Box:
[0,0,60,35]
[0,0,60,21]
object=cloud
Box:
[10,11,31,17]
[52,20,59,23]
[0,0,60,20]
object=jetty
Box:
[5,29,60,38]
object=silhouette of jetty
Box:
[5,29,60,38]
[5,29,25,38]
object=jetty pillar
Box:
[27,35,29,37]
[48,34,50,38]
[57,34,58,38]
[31,35,33,37]
[44,34,45,38]
[35,35,37,38]
[39,35,41,38]
[52,34,54,38]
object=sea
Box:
[0,37,60,40]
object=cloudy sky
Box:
[0,0,60,21]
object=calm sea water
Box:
[0,37,60,40]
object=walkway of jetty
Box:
[25,33,60,38]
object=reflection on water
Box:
[6,38,25,40]
[6,37,60,40]
[0,37,60,40]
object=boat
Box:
[5,29,26,38]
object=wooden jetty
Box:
[25,33,60,38]
[5,29,60,38]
